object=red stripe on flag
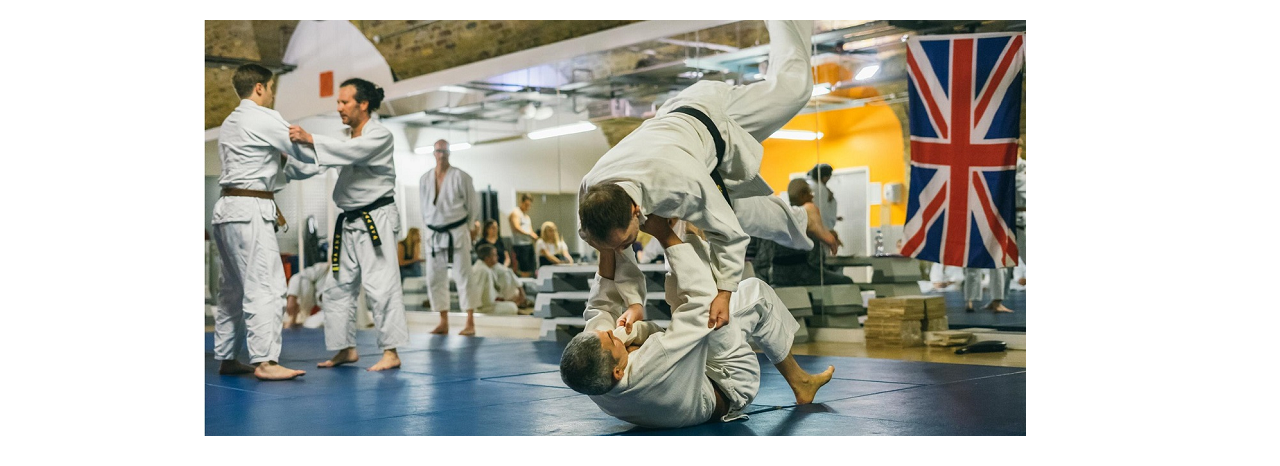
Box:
[971,171,1018,265]
[907,52,949,139]
[973,35,1023,125]
[900,181,948,257]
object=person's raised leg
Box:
[726,20,815,142]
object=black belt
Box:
[670,106,732,210]
[330,196,395,278]
[426,217,469,264]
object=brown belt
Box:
[221,188,287,231]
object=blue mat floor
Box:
[206,329,1025,435]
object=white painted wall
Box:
[275,20,395,122]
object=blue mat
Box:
[206,328,1024,435]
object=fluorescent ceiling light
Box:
[413,146,432,155]
[450,143,472,151]
[528,122,597,140]
[769,130,824,141]
[855,65,880,81]
[811,84,831,97]
[439,85,470,93]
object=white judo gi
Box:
[467,261,519,315]
[296,119,409,352]
[579,20,815,303]
[286,262,332,327]
[419,166,479,312]
[213,99,321,364]
[582,235,799,428]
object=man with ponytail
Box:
[289,78,409,372]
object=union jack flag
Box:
[901,32,1024,268]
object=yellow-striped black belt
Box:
[331,196,395,278]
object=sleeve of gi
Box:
[310,124,394,167]
[647,241,715,356]
[695,186,749,293]
[609,249,647,307]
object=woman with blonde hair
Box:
[397,227,424,282]
[535,221,574,266]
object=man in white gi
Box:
[559,216,833,429]
[419,139,481,335]
[285,262,331,329]
[468,244,525,315]
[288,78,408,371]
[577,20,816,331]
[212,64,318,381]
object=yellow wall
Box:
[759,98,908,227]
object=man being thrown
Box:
[559,215,833,429]
[289,78,408,371]
[419,139,481,335]
[578,20,816,330]
[211,64,320,381]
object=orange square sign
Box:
[319,71,334,98]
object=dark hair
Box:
[807,163,833,180]
[579,183,633,242]
[340,78,385,113]
[787,178,812,206]
[520,193,534,203]
[475,243,497,260]
[560,332,618,395]
[483,219,499,234]
[232,64,273,99]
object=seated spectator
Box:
[635,231,664,264]
[285,262,332,329]
[759,179,851,287]
[535,221,574,266]
[474,219,512,267]
[398,227,425,283]
[929,262,965,291]
[469,244,526,315]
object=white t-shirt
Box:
[535,238,569,260]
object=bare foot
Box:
[254,361,306,380]
[218,360,256,375]
[792,366,835,405]
[985,301,1014,313]
[459,314,476,336]
[368,350,401,371]
[317,348,359,368]
[430,323,449,334]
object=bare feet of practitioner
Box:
[218,360,256,375]
[774,355,835,405]
[431,311,449,334]
[318,347,359,368]
[459,313,476,336]
[368,350,401,371]
[985,300,1013,313]
[254,361,306,380]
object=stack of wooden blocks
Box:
[865,295,949,347]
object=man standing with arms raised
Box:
[419,139,481,336]
[289,78,408,371]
